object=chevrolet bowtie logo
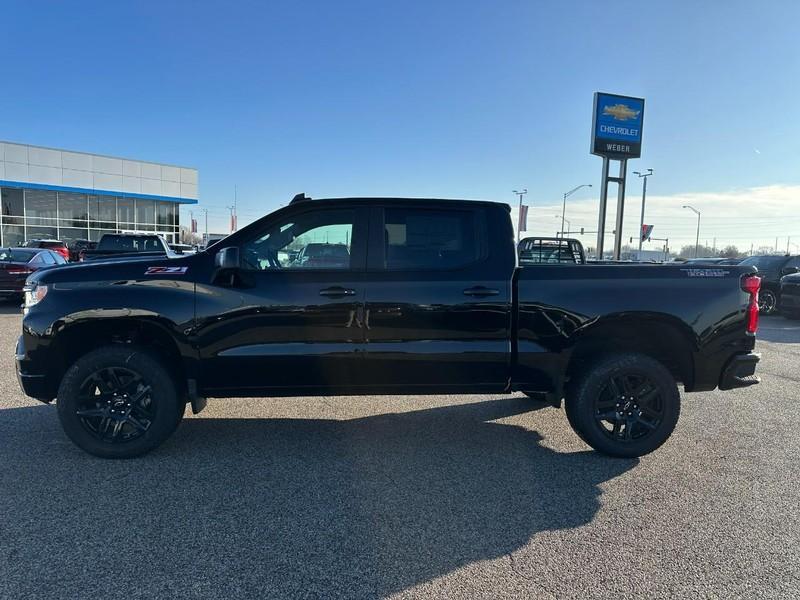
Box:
[602,103,640,121]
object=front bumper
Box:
[15,335,55,401]
[718,352,760,390]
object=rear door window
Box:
[382,207,483,270]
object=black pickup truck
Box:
[16,197,762,459]
[79,233,174,262]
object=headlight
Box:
[23,284,48,309]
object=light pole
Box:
[561,184,592,243]
[513,189,528,244]
[554,215,571,237]
[683,205,701,258]
[633,169,653,253]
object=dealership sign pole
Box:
[591,92,645,259]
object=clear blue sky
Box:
[2,0,799,243]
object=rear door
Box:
[359,202,514,393]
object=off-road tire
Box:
[57,345,182,458]
[565,353,680,458]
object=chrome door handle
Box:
[463,286,500,297]
[319,287,356,297]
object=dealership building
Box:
[0,141,198,247]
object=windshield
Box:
[304,243,349,258]
[97,236,163,252]
[0,249,33,262]
[739,256,786,269]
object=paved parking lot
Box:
[0,303,798,599]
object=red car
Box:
[0,248,67,300]
[22,239,70,261]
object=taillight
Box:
[56,247,69,260]
[7,268,32,276]
[742,275,761,335]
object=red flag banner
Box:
[641,224,654,242]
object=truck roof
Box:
[289,196,511,210]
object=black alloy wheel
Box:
[57,346,183,458]
[75,366,156,444]
[593,373,664,443]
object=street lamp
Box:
[682,205,701,258]
[560,184,592,243]
[513,189,528,244]
[633,169,653,252]
[554,214,571,237]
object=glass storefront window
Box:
[60,227,90,244]
[156,201,171,225]
[58,192,88,227]
[89,195,116,229]
[136,199,155,226]
[118,198,135,229]
[26,225,59,241]
[89,229,120,242]
[1,224,25,247]
[2,188,24,220]
[24,189,58,226]
[0,186,189,246]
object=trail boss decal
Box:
[145,266,188,275]
[681,268,730,278]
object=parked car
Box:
[0,248,66,300]
[22,239,70,261]
[738,255,800,314]
[67,239,97,262]
[16,196,761,459]
[780,272,800,320]
[682,257,743,266]
[79,233,174,261]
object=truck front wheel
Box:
[56,346,183,458]
[565,353,680,458]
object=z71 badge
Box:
[145,266,188,275]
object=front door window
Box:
[241,209,354,271]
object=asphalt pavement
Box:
[0,303,798,599]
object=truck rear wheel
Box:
[565,353,680,458]
[56,346,183,459]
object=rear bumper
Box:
[718,352,760,390]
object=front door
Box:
[359,203,514,393]
[195,205,369,395]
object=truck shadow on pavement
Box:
[0,397,635,599]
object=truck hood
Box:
[27,254,198,286]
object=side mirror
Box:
[214,246,240,269]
